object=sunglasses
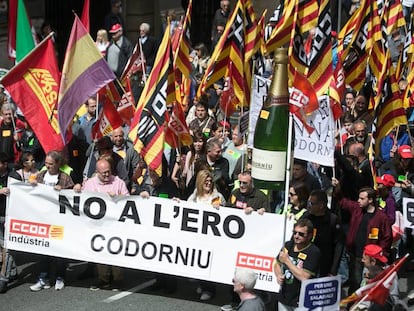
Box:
[289,192,296,196]
[239,181,249,185]
[293,230,307,237]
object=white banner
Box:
[293,95,335,167]
[5,181,293,292]
[249,76,335,167]
[248,75,269,147]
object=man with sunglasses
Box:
[228,171,269,215]
[274,219,320,311]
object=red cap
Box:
[109,23,122,33]
[376,174,395,188]
[398,145,413,159]
[219,120,231,129]
[363,244,387,263]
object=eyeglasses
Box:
[293,230,307,237]
[289,192,297,196]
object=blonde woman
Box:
[187,169,224,301]
[95,29,110,56]
[187,169,225,209]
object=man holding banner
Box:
[274,219,321,311]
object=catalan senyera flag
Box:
[339,0,372,91]
[1,36,64,152]
[384,0,406,34]
[58,14,115,143]
[297,0,319,34]
[307,0,333,96]
[173,0,192,79]
[374,66,408,155]
[8,0,37,62]
[128,23,172,176]
[288,1,307,81]
[92,96,123,139]
[198,0,259,107]
[265,0,296,54]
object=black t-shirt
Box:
[354,211,375,257]
[276,240,321,307]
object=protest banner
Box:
[293,95,335,167]
[5,181,293,292]
[299,275,341,311]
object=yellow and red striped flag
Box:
[265,0,296,53]
[174,0,192,79]
[128,23,172,176]
[375,65,408,155]
[198,0,259,107]
[306,0,333,96]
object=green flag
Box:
[16,0,35,62]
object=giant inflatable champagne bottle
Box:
[252,47,289,190]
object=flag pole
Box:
[282,112,294,244]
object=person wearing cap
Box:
[334,183,392,295]
[360,244,399,311]
[376,174,397,225]
[106,23,133,78]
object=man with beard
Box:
[336,185,392,295]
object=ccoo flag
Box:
[58,14,115,143]
[1,36,64,152]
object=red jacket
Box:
[340,198,392,256]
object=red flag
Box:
[220,61,239,117]
[120,44,145,83]
[165,104,193,148]
[1,36,64,152]
[99,80,123,103]
[341,254,408,306]
[80,0,90,33]
[290,70,319,134]
[92,96,123,139]
[117,79,135,126]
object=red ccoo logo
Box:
[236,252,274,272]
[10,219,64,239]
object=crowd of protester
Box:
[0,0,414,310]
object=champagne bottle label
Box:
[251,148,286,181]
